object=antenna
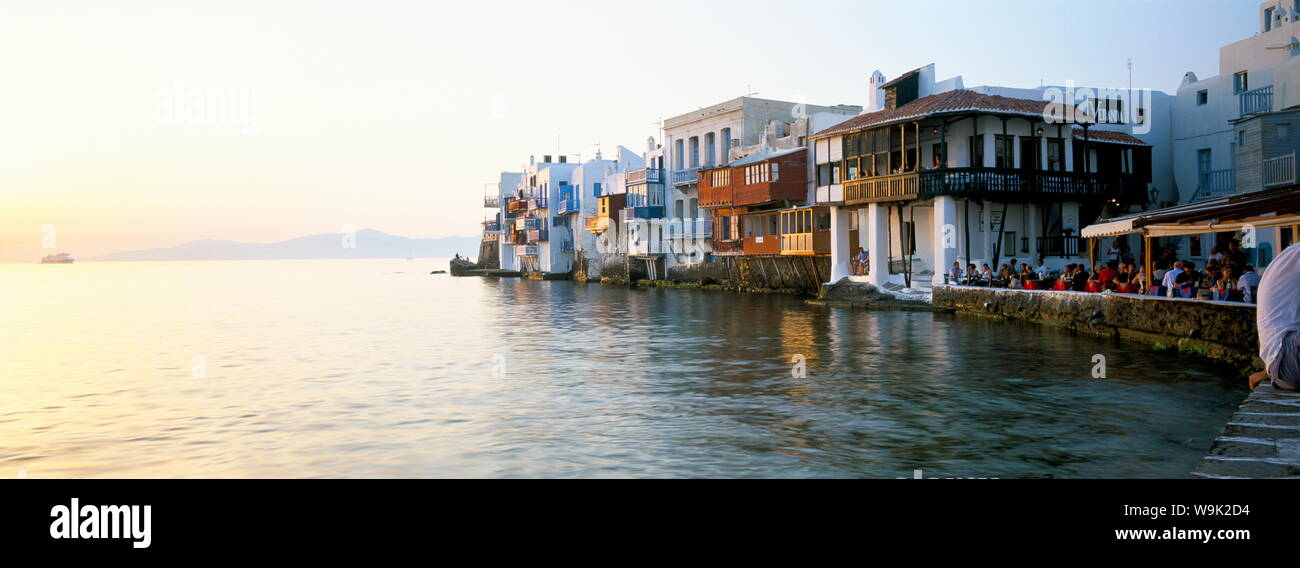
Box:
[592,142,603,161]
[1127,57,1133,94]
[744,84,758,97]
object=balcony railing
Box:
[528,197,548,210]
[1263,151,1297,188]
[621,206,666,223]
[1037,236,1082,258]
[482,220,501,232]
[506,199,528,213]
[842,167,1143,205]
[671,168,700,187]
[781,231,831,256]
[626,168,663,185]
[585,216,610,233]
[516,245,540,257]
[484,196,501,208]
[1240,85,1273,118]
[1193,168,1236,201]
[527,228,549,243]
[516,218,542,231]
[666,219,712,240]
[557,196,579,214]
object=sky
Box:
[0,0,1264,260]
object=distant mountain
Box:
[92,230,480,261]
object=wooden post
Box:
[1088,238,1097,270]
[1143,235,1154,295]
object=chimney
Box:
[868,70,886,113]
[647,136,656,154]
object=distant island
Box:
[91,229,479,262]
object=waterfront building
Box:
[1171,0,1300,264]
[812,64,1158,290]
[485,172,522,267]
[661,97,862,268]
[573,146,644,279]
[501,154,612,276]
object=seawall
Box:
[1193,382,1300,478]
[931,285,1261,369]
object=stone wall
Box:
[660,256,830,295]
[932,286,1261,367]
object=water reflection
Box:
[0,260,1245,478]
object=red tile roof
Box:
[1072,128,1149,146]
[814,90,1051,137]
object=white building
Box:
[1170,0,1300,265]
[660,97,861,267]
[812,64,1162,290]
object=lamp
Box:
[1035,127,1044,135]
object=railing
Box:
[560,240,574,253]
[780,231,830,255]
[507,199,528,213]
[620,208,667,223]
[1263,151,1297,188]
[584,216,609,233]
[484,196,501,208]
[516,245,540,257]
[712,239,744,255]
[671,168,700,187]
[528,197,548,210]
[482,220,501,232]
[557,197,579,214]
[842,168,1140,204]
[1240,85,1273,118]
[1037,236,1082,258]
[527,228,548,243]
[626,168,663,185]
[1194,168,1236,201]
[517,218,542,231]
[665,219,713,239]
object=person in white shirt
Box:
[1034,259,1050,280]
[1250,245,1300,391]
[1238,265,1263,303]
[1161,261,1185,290]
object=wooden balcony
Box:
[842,167,1143,205]
[781,231,830,256]
[507,199,528,213]
[742,235,780,255]
[1240,85,1273,118]
[585,216,610,233]
[699,184,733,208]
[712,239,743,256]
[734,181,805,207]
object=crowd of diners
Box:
[946,239,1263,303]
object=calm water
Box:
[0,259,1246,478]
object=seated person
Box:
[1251,244,1300,392]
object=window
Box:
[1047,138,1065,171]
[830,162,841,185]
[710,170,730,187]
[721,128,732,163]
[1198,148,1212,173]
[1239,131,1247,146]
[845,157,859,180]
[994,135,1014,168]
[969,135,985,167]
[1004,232,1017,257]
[1197,90,1209,106]
[1278,124,1291,139]
[1266,7,1275,32]
[689,137,700,168]
[1234,71,1249,95]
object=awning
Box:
[1080,185,1300,238]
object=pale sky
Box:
[0,0,1261,261]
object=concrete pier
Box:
[1193,382,1300,479]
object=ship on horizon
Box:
[41,253,75,264]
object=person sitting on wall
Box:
[979,264,993,285]
[857,248,870,275]
[1008,273,1024,290]
[949,261,961,285]
[965,263,978,285]
[1250,243,1300,392]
